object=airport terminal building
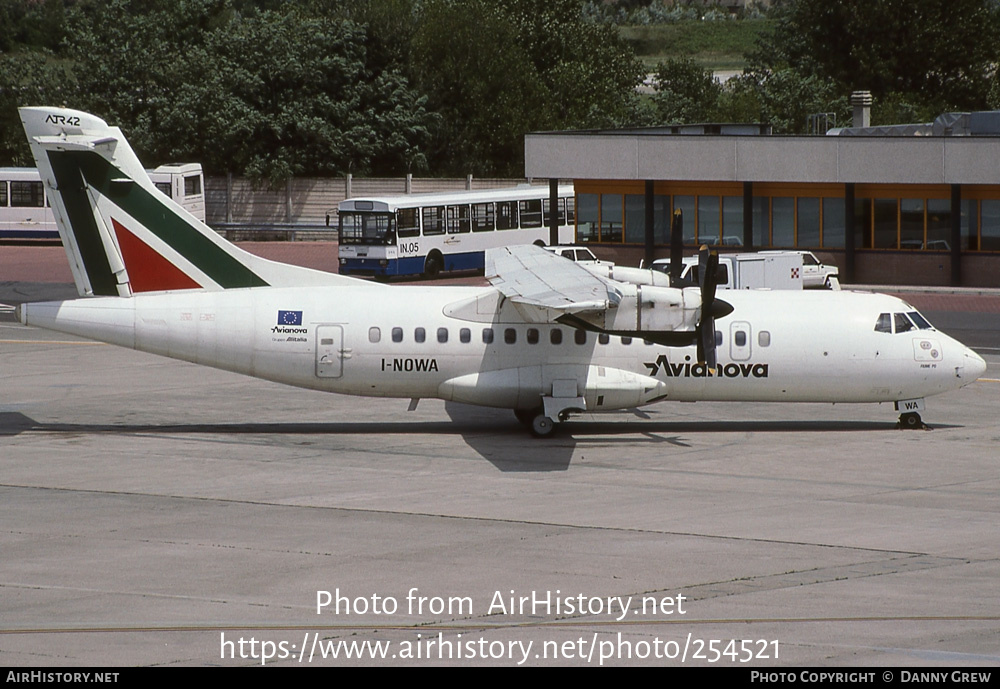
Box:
[524,112,1000,287]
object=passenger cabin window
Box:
[622,336,632,345]
[504,328,516,344]
[460,328,471,343]
[598,333,610,345]
[369,327,381,343]
[758,331,771,347]
[575,330,587,345]
[415,327,426,343]
[527,328,539,344]
[392,327,403,343]
[437,327,448,343]
[482,328,494,344]
[734,331,746,347]
[550,329,563,345]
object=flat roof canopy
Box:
[525,131,1000,186]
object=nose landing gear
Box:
[898,412,926,430]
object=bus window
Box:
[340,212,395,245]
[11,181,44,207]
[397,208,419,238]
[472,203,494,232]
[497,201,517,230]
[447,204,470,234]
[154,182,171,197]
[183,175,201,197]
[542,198,566,226]
[0,181,7,206]
[422,206,445,235]
[519,199,542,228]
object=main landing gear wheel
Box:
[898,412,925,430]
[530,414,557,438]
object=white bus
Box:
[0,163,205,239]
[336,184,575,278]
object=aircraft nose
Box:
[963,347,987,381]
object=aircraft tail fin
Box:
[19,107,358,297]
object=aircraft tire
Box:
[899,412,923,429]
[530,414,557,438]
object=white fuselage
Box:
[21,285,986,413]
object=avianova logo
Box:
[272,309,307,334]
[645,355,768,379]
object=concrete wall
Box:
[205,176,530,227]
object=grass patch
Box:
[620,19,770,71]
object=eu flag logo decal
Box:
[277,310,303,326]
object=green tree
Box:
[410,0,643,175]
[651,58,722,124]
[0,52,68,165]
[749,0,1000,118]
[61,0,430,182]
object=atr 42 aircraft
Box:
[16,107,987,436]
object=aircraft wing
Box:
[485,245,622,323]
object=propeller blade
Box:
[669,209,683,284]
[697,245,721,368]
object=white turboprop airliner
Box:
[16,107,987,436]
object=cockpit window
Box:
[874,313,892,333]
[894,313,915,333]
[907,311,933,330]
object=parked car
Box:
[759,250,839,288]
[544,245,615,266]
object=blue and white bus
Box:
[336,184,575,277]
[0,164,205,240]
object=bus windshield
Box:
[339,211,396,245]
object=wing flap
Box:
[486,245,620,323]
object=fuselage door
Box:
[316,325,345,378]
[730,321,751,361]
